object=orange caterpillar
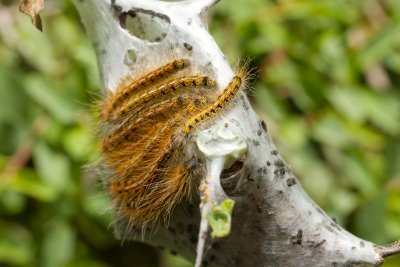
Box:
[100,59,190,122]
[99,59,245,231]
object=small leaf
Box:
[207,199,235,238]
[19,0,44,31]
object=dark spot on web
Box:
[184,42,193,51]
[291,229,303,245]
[260,120,267,132]
[247,174,255,182]
[286,178,297,187]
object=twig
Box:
[378,241,400,258]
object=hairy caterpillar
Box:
[99,58,246,232]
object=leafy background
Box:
[0,0,399,266]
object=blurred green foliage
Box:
[0,0,399,266]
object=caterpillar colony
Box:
[99,58,247,233]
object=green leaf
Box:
[207,199,235,238]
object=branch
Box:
[377,241,400,258]
[73,0,398,266]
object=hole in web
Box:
[220,154,247,197]
[119,8,171,43]
[124,49,138,66]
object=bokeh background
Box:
[0,0,399,266]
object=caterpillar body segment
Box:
[184,69,245,133]
[111,75,216,121]
[100,59,190,121]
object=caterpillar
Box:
[100,59,190,121]
[99,58,245,232]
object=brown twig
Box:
[377,241,400,258]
